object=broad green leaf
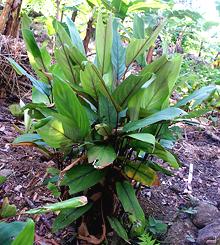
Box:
[112,0,129,19]
[53,76,90,138]
[111,18,126,81]
[127,133,155,145]
[176,85,216,109]
[133,14,145,39]
[98,93,117,128]
[21,13,31,30]
[126,22,164,67]
[54,48,79,84]
[0,220,34,245]
[128,1,168,12]
[0,198,17,218]
[22,29,51,83]
[107,217,129,242]
[80,62,120,111]
[88,145,116,169]
[26,196,87,214]
[134,142,179,168]
[47,183,61,197]
[52,203,92,232]
[22,29,44,67]
[124,162,158,186]
[13,134,42,144]
[53,20,86,84]
[128,55,183,118]
[7,58,50,97]
[61,165,105,195]
[116,181,145,224]
[36,117,73,149]
[133,14,146,67]
[112,73,152,110]
[95,123,112,136]
[147,161,173,176]
[12,219,35,245]
[66,16,85,55]
[123,107,186,132]
[96,13,113,75]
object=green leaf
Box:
[112,0,129,19]
[0,220,34,245]
[96,13,113,75]
[129,55,183,118]
[26,196,87,214]
[133,14,146,67]
[13,133,42,144]
[147,161,173,176]
[116,181,145,224]
[126,22,165,67]
[138,232,159,245]
[66,16,85,55]
[176,85,216,109]
[52,203,92,232]
[134,142,179,169]
[112,73,152,110]
[111,18,126,81]
[128,1,168,12]
[53,20,86,83]
[47,183,61,197]
[148,216,167,235]
[7,58,50,97]
[61,165,106,195]
[88,145,116,169]
[98,93,117,128]
[107,217,129,242]
[124,162,158,186]
[128,133,155,145]
[123,107,186,132]
[0,198,17,218]
[53,76,90,138]
[22,29,51,83]
[21,13,31,30]
[95,123,112,136]
[80,62,120,111]
[12,219,35,245]
[22,29,44,67]
[36,117,73,149]
[0,176,6,185]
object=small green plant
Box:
[138,232,160,245]
[7,9,218,244]
[147,216,167,235]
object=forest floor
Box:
[0,100,220,244]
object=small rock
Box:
[0,169,13,177]
[197,220,220,245]
[192,202,220,228]
[215,159,220,169]
[165,219,198,245]
[14,185,22,192]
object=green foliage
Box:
[0,219,35,245]
[138,232,160,245]
[8,6,217,243]
[147,216,167,235]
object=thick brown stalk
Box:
[83,17,94,54]
[146,46,154,64]
[0,0,22,38]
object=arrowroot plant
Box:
[8,12,192,244]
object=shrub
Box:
[7,12,215,244]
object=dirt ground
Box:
[0,100,219,244]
